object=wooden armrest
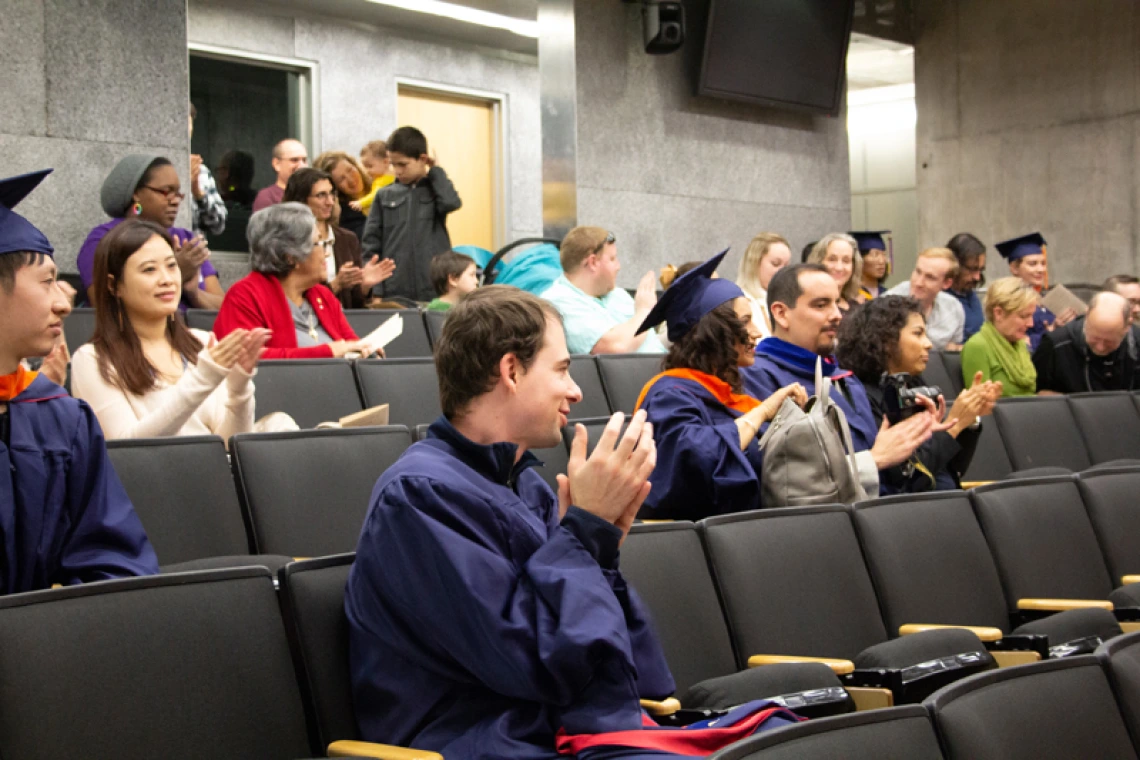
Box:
[640,697,681,716]
[960,481,993,489]
[899,623,1004,642]
[1017,598,1113,611]
[328,740,444,759]
[846,687,894,711]
[748,655,855,675]
[1123,575,1140,586]
[991,650,1041,667]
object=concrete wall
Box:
[0,0,190,274]
[915,0,1140,285]
[187,0,544,244]
[573,0,852,286]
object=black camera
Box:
[880,373,942,425]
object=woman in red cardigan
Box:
[213,202,376,359]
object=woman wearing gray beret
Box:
[77,154,225,310]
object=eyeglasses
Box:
[141,185,185,201]
[311,190,338,202]
[592,232,616,254]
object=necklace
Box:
[303,303,319,342]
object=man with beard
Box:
[945,233,988,341]
[741,264,939,496]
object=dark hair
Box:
[91,219,203,396]
[946,233,986,262]
[664,301,752,392]
[137,158,173,193]
[1105,274,1140,291]
[435,285,562,419]
[836,295,923,385]
[388,126,428,159]
[282,167,334,205]
[219,150,256,205]
[0,252,49,294]
[801,241,817,262]
[767,262,831,314]
[430,250,476,296]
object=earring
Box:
[133,202,142,216]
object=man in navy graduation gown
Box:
[0,169,158,592]
[740,263,939,496]
[346,285,680,759]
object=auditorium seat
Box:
[254,359,363,429]
[971,477,1136,635]
[1077,466,1140,589]
[423,309,447,347]
[960,414,1014,483]
[569,355,613,418]
[64,306,95,355]
[0,568,315,760]
[184,308,217,333]
[1096,630,1140,747]
[622,522,852,715]
[344,308,432,358]
[106,435,287,571]
[992,396,1092,472]
[702,506,994,703]
[925,656,1137,760]
[1068,392,1140,465]
[939,351,966,397]
[355,358,442,427]
[596,353,663,414]
[707,705,943,760]
[852,491,1109,657]
[563,416,630,454]
[231,426,413,557]
[920,351,959,401]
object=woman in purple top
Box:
[77,154,225,310]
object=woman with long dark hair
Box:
[634,252,806,519]
[71,219,269,440]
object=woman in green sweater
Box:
[961,276,1039,397]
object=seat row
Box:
[618,470,1140,711]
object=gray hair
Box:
[247,202,316,277]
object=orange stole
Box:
[635,369,761,414]
[0,365,38,402]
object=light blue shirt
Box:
[541,274,666,356]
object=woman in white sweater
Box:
[72,219,269,440]
[735,232,792,340]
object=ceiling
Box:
[846,32,914,91]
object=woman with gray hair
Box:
[213,203,373,359]
[807,232,864,316]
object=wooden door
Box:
[397,87,497,252]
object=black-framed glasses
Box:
[592,232,616,254]
[141,185,185,201]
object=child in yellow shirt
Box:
[350,140,396,214]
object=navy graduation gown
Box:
[1027,304,1055,353]
[638,375,762,519]
[0,374,157,593]
[345,416,676,760]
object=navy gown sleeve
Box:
[641,385,760,519]
[348,474,673,735]
[57,404,159,584]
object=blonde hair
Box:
[916,247,960,280]
[736,232,790,298]
[560,226,612,272]
[312,151,373,197]
[361,140,388,160]
[808,233,863,303]
[984,276,1038,321]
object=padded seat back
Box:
[531,442,569,492]
[596,353,664,414]
[940,351,966,398]
[231,426,413,557]
[920,352,959,401]
[184,309,218,333]
[343,309,432,358]
[355,358,442,427]
[1077,466,1140,586]
[1097,631,1140,750]
[563,416,631,454]
[708,705,942,760]
[0,569,312,760]
[254,359,363,429]
[423,309,447,348]
[961,414,1013,481]
[621,523,739,694]
[702,506,889,664]
[107,436,251,562]
[971,477,1115,604]
[279,555,359,754]
[925,656,1137,760]
[992,396,1092,472]
[569,355,613,418]
[1069,392,1140,465]
[853,492,1011,635]
[64,307,95,355]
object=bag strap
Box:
[830,398,869,501]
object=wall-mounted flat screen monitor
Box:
[698,0,855,115]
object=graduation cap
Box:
[995,232,1046,262]
[636,249,744,342]
[0,169,54,257]
[849,230,890,253]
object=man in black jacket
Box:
[1034,291,1140,394]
